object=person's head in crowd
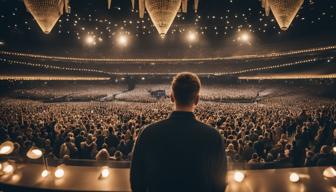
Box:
[320,145,330,154]
[96,148,111,161]
[170,72,201,112]
[114,151,123,161]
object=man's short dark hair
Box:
[171,72,201,106]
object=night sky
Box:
[0,0,336,58]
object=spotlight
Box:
[237,32,251,44]
[101,166,110,178]
[323,167,336,178]
[289,173,300,183]
[141,77,145,80]
[187,31,197,43]
[333,146,336,153]
[233,171,245,183]
[55,167,65,178]
[85,35,96,46]
[117,35,128,47]
[41,169,49,178]
[241,33,250,42]
[0,141,14,155]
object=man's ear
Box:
[194,94,199,106]
[170,92,175,103]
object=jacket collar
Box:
[168,111,196,119]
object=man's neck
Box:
[174,105,194,113]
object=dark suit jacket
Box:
[130,111,227,192]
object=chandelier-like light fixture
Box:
[23,0,65,34]
[261,0,270,16]
[139,0,200,38]
[268,0,304,30]
[144,0,181,38]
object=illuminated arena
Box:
[0,0,336,192]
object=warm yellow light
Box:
[333,146,336,153]
[41,169,49,178]
[3,164,14,174]
[118,35,128,47]
[241,33,250,42]
[55,167,64,178]
[0,141,14,155]
[187,31,197,43]
[85,35,96,46]
[101,167,110,178]
[323,167,336,178]
[289,173,300,183]
[0,146,11,155]
[233,171,245,183]
[27,147,43,159]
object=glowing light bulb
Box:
[55,168,64,178]
[85,35,96,46]
[323,167,336,178]
[241,33,249,41]
[187,31,197,43]
[3,164,14,174]
[101,167,110,178]
[289,173,300,183]
[0,146,11,154]
[118,35,128,47]
[41,170,49,178]
[333,146,336,153]
[233,171,245,183]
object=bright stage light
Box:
[289,173,300,183]
[237,32,251,44]
[85,35,96,46]
[233,171,245,183]
[241,33,250,42]
[55,167,65,178]
[101,166,110,178]
[187,31,197,43]
[333,146,336,153]
[117,35,128,47]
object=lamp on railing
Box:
[0,141,14,155]
[0,141,16,175]
[26,146,49,177]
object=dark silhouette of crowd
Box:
[0,99,335,169]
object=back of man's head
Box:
[171,72,201,106]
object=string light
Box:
[0,45,335,63]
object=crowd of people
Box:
[0,97,335,169]
[12,84,278,103]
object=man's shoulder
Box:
[195,120,222,138]
[140,119,170,134]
